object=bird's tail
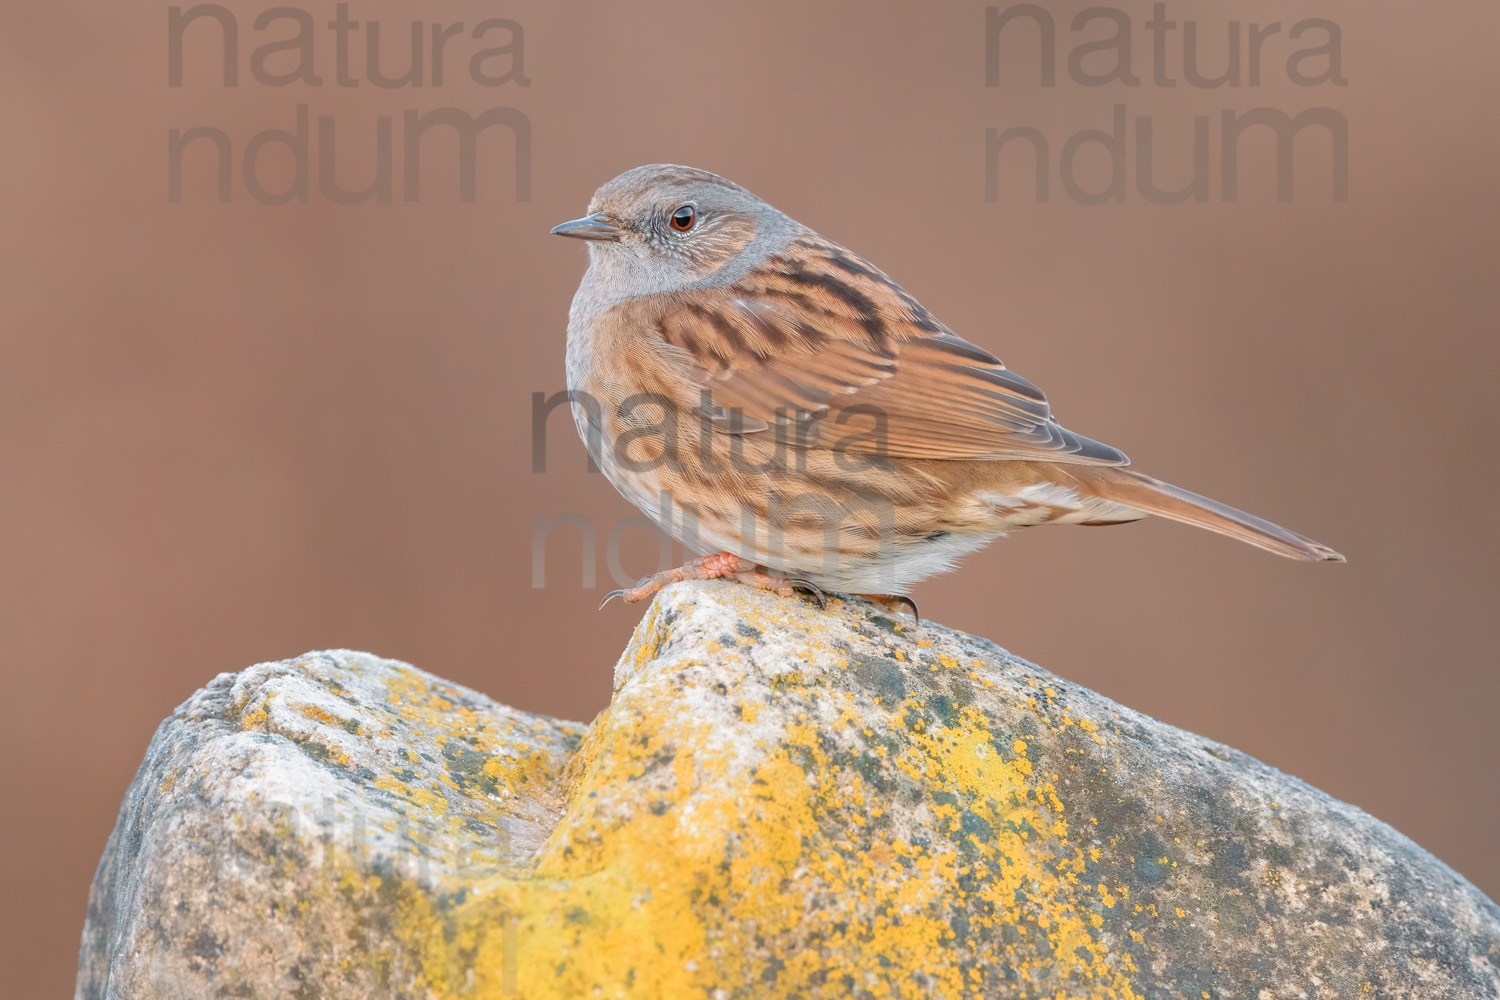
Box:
[1083,468,1345,562]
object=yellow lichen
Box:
[406,686,1140,997]
[264,591,1149,998]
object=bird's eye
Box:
[669,205,696,232]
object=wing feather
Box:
[653,236,1128,465]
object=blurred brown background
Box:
[3,0,1497,993]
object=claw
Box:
[891,595,921,623]
[791,579,827,609]
[599,589,627,610]
[852,593,922,623]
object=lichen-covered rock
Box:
[79,581,1500,999]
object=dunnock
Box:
[553,165,1341,612]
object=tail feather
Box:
[1085,469,1345,562]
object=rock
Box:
[79,581,1500,1000]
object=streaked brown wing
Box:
[654,236,1128,465]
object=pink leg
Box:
[602,552,799,608]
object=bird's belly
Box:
[574,401,1140,593]
[655,490,1001,593]
[589,450,1008,593]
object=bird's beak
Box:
[550,212,622,242]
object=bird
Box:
[552,164,1342,616]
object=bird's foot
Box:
[852,593,921,623]
[601,553,803,608]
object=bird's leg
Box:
[601,552,795,608]
[852,593,921,622]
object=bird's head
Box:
[552,164,797,305]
